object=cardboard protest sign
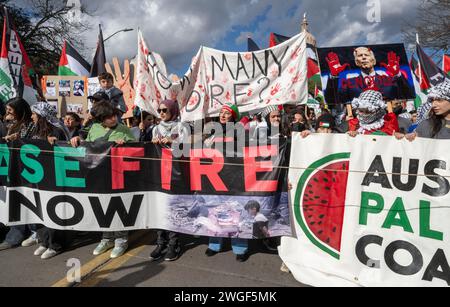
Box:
[318,44,416,110]
[42,75,88,118]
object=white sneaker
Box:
[110,244,128,259]
[41,249,59,260]
[34,246,47,256]
[93,241,114,256]
[22,236,39,247]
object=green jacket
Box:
[86,123,136,143]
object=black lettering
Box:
[385,241,423,276]
[362,155,393,189]
[270,47,289,77]
[210,84,224,108]
[422,160,450,197]
[212,54,235,81]
[47,195,84,227]
[8,190,43,222]
[392,158,419,192]
[89,195,143,228]
[236,54,250,80]
[422,249,450,286]
[252,51,269,78]
[356,235,383,268]
[234,83,250,106]
[156,71,172,90]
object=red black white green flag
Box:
[0,6,39,104]
[443,54,450,77]
[58,41,91,76]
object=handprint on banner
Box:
[380,51,401,77]
[291,45,302,60]
[326,52,350,77]
[106,57,136,118]
[270,83,281,96]
[244,53,252,61]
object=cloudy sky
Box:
[25,0,423,75]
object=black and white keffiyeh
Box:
[351,90,387,134]
[417,78,450,124]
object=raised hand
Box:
[381,51,401,77]
[326,52,350,76]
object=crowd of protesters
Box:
[0,72,449,270]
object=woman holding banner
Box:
[28,102,70,260]
[204,103,251,262]
[150,100,189,262]
[0,98,38,252]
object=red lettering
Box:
[190,149,228,192]
[244,145,278,192]
[111,147,144,190]
[161,148,173,190]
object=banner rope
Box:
[2,146,449,179]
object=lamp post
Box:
[103,28,134,43]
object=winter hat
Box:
[159,100,180,121]
[221,103,241,121]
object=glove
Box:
[380,51,401,77]
[326,52,350,76]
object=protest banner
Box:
[42,75,88,118]
[135,31,308,122]
[317,44,416,110]
[0,138,291,239]
[280,134,450,287]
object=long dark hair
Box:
[32,115,54,139]
[430,112,446,138]
[6,97,32,134]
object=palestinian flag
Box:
[444,54,450,77]
[247,37,260,52]
[409,56,428,109]
[58,41,91,76]
[0,6,40,104]
[416,43,446,87]
[410,56,430,92]
[269,33,290,48]
[269,32,321,84]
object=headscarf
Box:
[221,103,241,122]
[351,90,387,134]
[417,78,450,124]
[31,102,70,140]
[159,100,180,122]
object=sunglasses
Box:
[157,108,168,114]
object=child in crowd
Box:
[71,101,135,259]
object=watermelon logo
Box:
[294,153,351,259]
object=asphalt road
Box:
[0,228,304,287]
